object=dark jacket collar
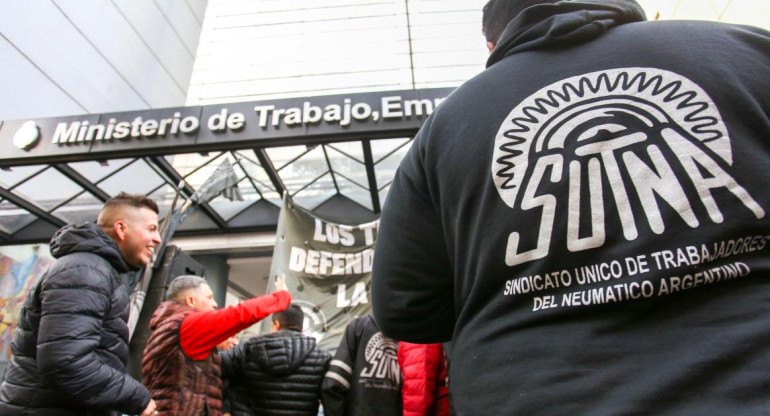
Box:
[487,0,646,68]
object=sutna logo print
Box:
[491,68,765,267]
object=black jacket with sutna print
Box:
[372,0,770,414]
[321,315,402,416]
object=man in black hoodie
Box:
[221,303,331,416]
[321,314,402,416]
[372,1,770,415]
[0,192,160,416]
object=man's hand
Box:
[140,399,157,416]
[275,274,288,292]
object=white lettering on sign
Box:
[51,112,198,144]
[288,246,374,276]
[44,93,450,148]
[336,282,369,308]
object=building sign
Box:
[0,88,453,166]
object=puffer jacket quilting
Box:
[0,222,150,416]
[142,301,223,416]
[221,330,331,416]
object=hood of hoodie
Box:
[487,0,646,68]
[248,330,318,377]
[49,222,136,274]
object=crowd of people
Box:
[0,191,450,416]
[1,0,769,414]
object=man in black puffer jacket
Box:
[221,303,331,416]
[0,192,160,416]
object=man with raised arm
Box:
[142,275,291,416]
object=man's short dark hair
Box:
[273,304,304,332]
[482,0,560,43]
[103,191,159,214]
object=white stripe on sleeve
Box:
[325,370,351,389]
[330,359,352,374]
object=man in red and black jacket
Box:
[398,342,449,416]
[142,275,291,416]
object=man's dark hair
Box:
[482,0,560,43]
[273,304,304,332]
[103,191,159,214]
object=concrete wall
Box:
[0,0,208,121]
[186,0,489,105]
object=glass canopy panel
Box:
[68,158,133,183]
[370,138,411,163]
[375,139,413,191]
[254,181,282,206]
[165,152,223,178]
[51,192,103,225]
[0,199,36,234]
[185,155,247,193]
[326,146,368,189]
[238,154,275,189]
[335,175,373,210]
[292,173,335,211]
[265,146,310,171]
[327,141,364,163]
[277,146,329,194]
[0,165,46,189]
[175,208,218,231]
[12,167,84,211]
[98,159,167,196]
[148,183,181,219]
[209,179,260,221]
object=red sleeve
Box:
[179,291,291,360]
[399,342,443,416]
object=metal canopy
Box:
[0,88,453,245]
[0,138,414,245]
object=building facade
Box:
[1,0,768,373]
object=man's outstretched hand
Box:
[275,274,288,293]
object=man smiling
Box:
[0,192,160,416]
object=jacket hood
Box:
[49,222,136,273]
[487,0,646,68]
[148,301,193,330]
[249,330,318,376]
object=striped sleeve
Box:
[321,319,359,416]
[325,359,353,389]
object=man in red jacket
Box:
[398,343,449,416]
[142,275,291,416]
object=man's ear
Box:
[183,294,197,308]
[113,220,128,241]
[272,320,281,332]
[486,41,496,53]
